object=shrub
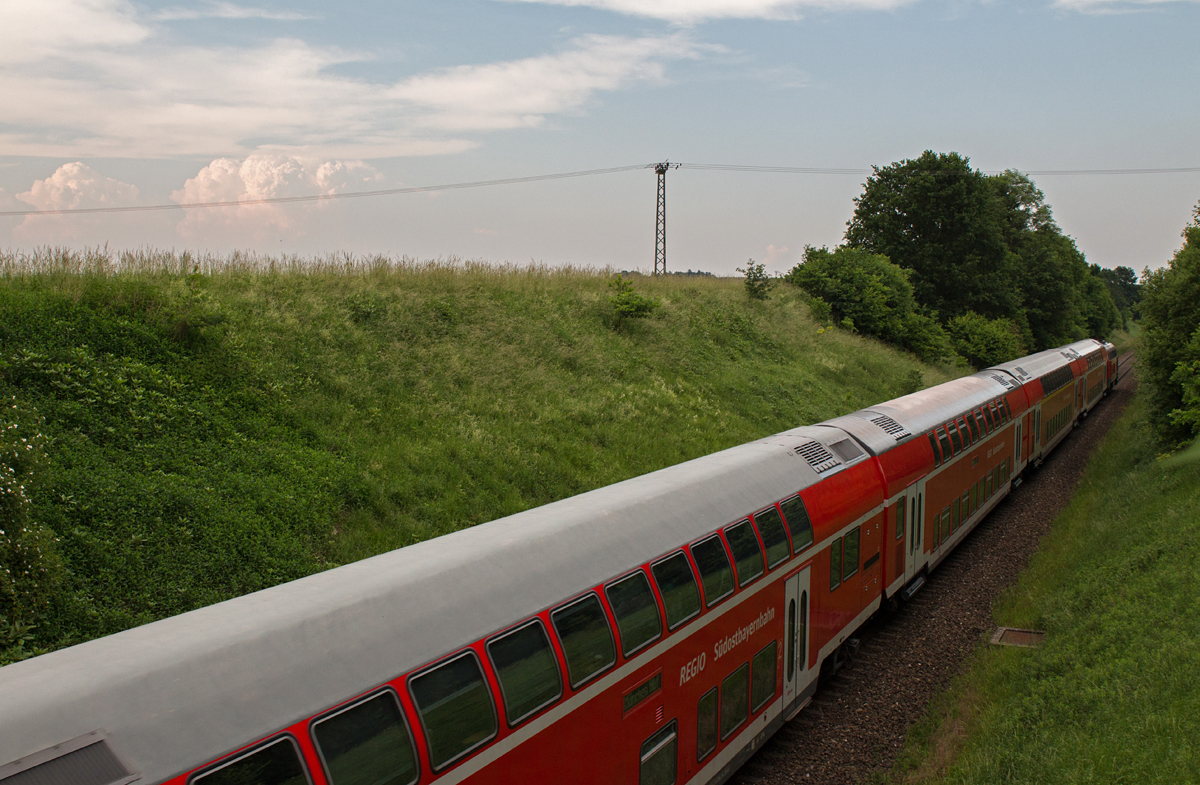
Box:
[608,274,660,327]
[946,311,1027,368]
[736,260,776,301]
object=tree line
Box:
[783,151,1132,367]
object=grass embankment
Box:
[1,249,964,663]
[891,381,1200,783]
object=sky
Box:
[1,0,1198,275]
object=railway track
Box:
[728,352,1137,785]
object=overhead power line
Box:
[0,164,647,218]
[2,161,1197,219]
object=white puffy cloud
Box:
[763,243,792,266]
[0,0,707,158]
[391,34,705,131]
[493,0,912,22]
[12,162,140,243]
[170,154,382,241]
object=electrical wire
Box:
[0,164,647,218]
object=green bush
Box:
[785,246,952,363]
[736,260,776,301]
[608,274,660,327]
[947,311,1028,368]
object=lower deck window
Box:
[409,652,498,771]
[194,738,308,785]
[639,720,678,785]
[312,692,419,785]
[697,689,718,761]
[720,663,750,739]
[751,642,777,711]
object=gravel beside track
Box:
[728,356,1137,785]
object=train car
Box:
[0,340,1116,785]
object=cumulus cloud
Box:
[171,154,382,241]
[764,243,793,266]
[0,0,707,158]
[492,0,913,22]
[12,162,140,242]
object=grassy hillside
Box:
[891,377,1200,783]
[0,249,964,663]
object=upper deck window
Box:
[982,406,995,433]
[964,415,979,444]
[486,621,563,726]
[409,652,498,771]
[691,535,735,607]
[957,417,973,445]
[650,552,702,630]
[928,432,942,466]
[753,506,791,568]
[725,519,765,586]
[312,692,419,785]
[605,571,663,657]
[551,594,617,688]
[947,423,963,455]
[937,428,953,460]
[194,738,308,785]
[778,496,814,552]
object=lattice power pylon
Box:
[653,162,679,275]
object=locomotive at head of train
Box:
[0,339,1118,785]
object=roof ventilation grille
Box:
[0,731,138,785]
[869,414,911,440]
[794,441,840,473]
[1014,365,1029,378]
[990,374,1014,390]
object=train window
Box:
[962,490,970,521]
[986,469,994,498]
[651,552,702,630]
[486,620,563,726]
[786,600,796,682]
[779,495,814,552]
[989,402,1000,427]
[957,417,972,446]
[800,591,808,671]
[409,651,498,772]
[982,406,995,433]
[842,528,860,581]
[551,595,617,688]
[964,415,979,444]
[194,737,309,785]
[928,432,942,466]
[941,509,951,544]
[895,502,906,541]
[1000,400,1011,423]
[312,692,419,785]
[606,572,663,658]
[753,506,791,569]
[720,663,750,739]
[691,535,735,607]
[952,498,960,531]
[975,411,988,438]
[829,537,842,591]
[936,428,953,462]
[971,482,978,515]
[751,641,777,712]
[947,424,963,456]
[697,689,718,762]
[725,520,765,587]
[639,720,678,785]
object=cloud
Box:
[151,2,316,20]
[0,0,706,158]
[764,243,792,266]
[1051,0,1198,11]
[170,153,382,241]
[12,162,140,242]
[493,0,913,22]
[391,34,705,131]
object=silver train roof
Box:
[0,424,859,783]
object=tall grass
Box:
[0,247,964,663]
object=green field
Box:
[892,377,1200,784]
[0,248,966,664]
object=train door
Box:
[903,483,919,579]
[1015,420,1022,466]
[783,568,811,710]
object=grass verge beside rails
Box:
[0,248,965,664]
[888,381,1200,784]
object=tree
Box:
[845,151,1020,322]
[946,312,1027,368]
[1139,203,1200,444]
[736,259,775,300]
[608,274,660,328]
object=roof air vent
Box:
[0,731,138,785]
[868,414,911,440]
[794,441,840,473]
[829,438,864,463]
[990,374,1014,390]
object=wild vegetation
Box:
[786,151,1124,367]
[0,248,967,664]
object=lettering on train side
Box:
[713,608,775,661]
[680,653,706,686]
[987,441,1006,459]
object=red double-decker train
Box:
[0,339,1118,785]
